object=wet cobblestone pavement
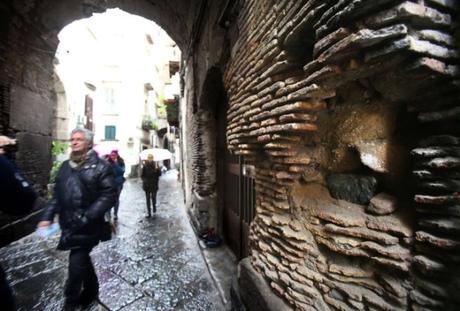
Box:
[1,171,228,310]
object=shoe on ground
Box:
[114,216,118,220]
[204,234,222,248]
[80,297,98,309]
[146,214,151,218]
[79,291,98,309]
[63,302,78,311]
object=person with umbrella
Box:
[141,154,161,218]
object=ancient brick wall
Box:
[183,64,220,231]
[224,0,459,310]
[180,1,229,234]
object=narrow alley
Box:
[1,171,234,311]
[1,1,460,310]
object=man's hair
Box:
[70,128,94,148]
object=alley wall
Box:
[222,0,460,310]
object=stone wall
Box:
[0,2,55,245]
[180,1,229,234]
[223,0,459,310]
[0,2,55,189]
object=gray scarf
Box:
[69,149,93,169]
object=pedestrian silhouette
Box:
[141,154,161,218]
[108,149,125,220]
[0,135,37,311]
[37,128,117,311]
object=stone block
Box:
[366,212,413,238]
[375,272,408,298]
[367,192,398,215]
[15,132,53,187]
[412,255,445,276]
[410,289,444,308]
[365,2,451,29]
[418,217,460,234]
[356,141,408,174]
[324,223,399,245]
[415,230,460,250]
[360,241,411,261]
[237,258,291,311]
[326,173,378,205]
[418,135,460,147]
[10,85,53,135]
[310,200,367,228]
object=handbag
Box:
[100,220,112,242]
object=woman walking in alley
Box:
[108,150,125,220]
[141,154,161,218]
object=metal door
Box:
[0,81,10,133]
[223,153,256,259]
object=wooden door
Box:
[84,95,93,131]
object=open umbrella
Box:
[93,144,118,156]
[140,148,172,161]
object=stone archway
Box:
[0,0,195,187]
[0,0,211,246]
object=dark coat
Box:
[141,162,161,190]
[0,154,37,215]
[0,154,37,311]
[111,161,125,187]
[41,150,117,250]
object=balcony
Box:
[141,119,158,132]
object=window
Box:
[145,34,153,44]
[105,125,116,140]
[104,87,118,114]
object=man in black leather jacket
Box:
[1,136,37,311]
[38,128,117,311]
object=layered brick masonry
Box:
[224,0,459,310]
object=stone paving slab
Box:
[1,171,229,310]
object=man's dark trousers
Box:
[145,187,158,215]
[64,247,98,305]
[0,265,15,310]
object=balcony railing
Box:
[141,120,158,131]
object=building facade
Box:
[54,9,181,175]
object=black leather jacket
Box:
[141,162,161,190]
[42,150,117,250]
[0,154,36,215]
